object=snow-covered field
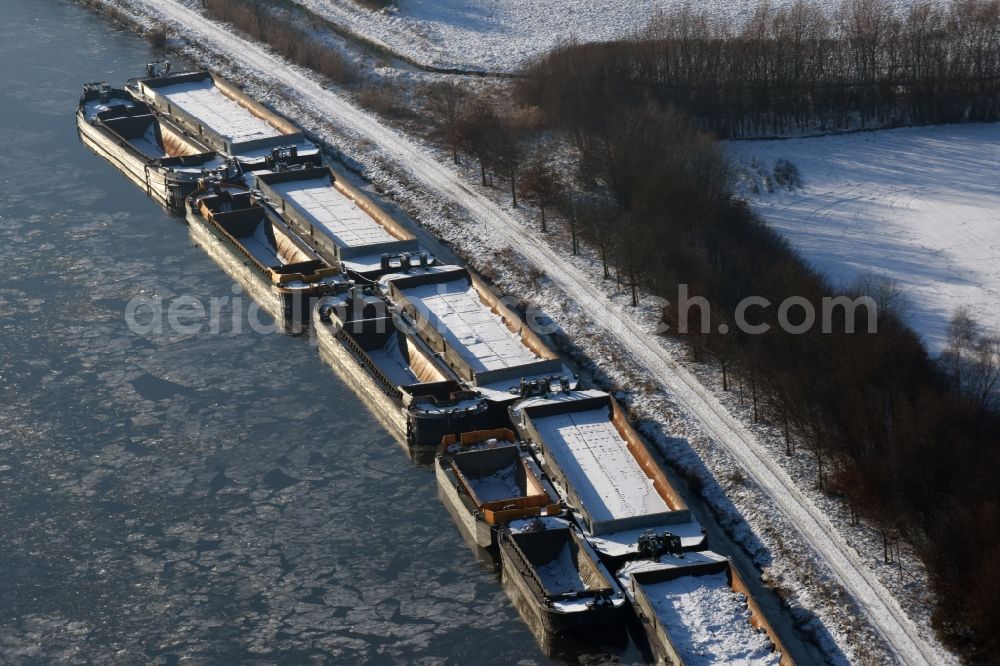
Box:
[729,125,1000,353]
[290,0,807,72]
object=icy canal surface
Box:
[0,1,572,663]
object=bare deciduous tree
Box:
[457,98,501,186]
[520,152,560,231]
[424,82,466,163]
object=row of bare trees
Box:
[424,83,562,218]
[569,109,1000,660]
[942,306,1000,413]
[419,25,1000,657]
[523,0,1000,136]
[204,0,356,84]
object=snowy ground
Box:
[728,125,1000,353]
[88,1,962,663]
[291,0,841,73]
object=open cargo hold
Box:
[499,519,626,635]
[128,71,318,163]
[186,187,346,332]
[619,554,791,666]
[77,82,232,212]
[312,291,489,456]
[436,429,561,547]
[514,390,705,563]
[255,167,425,278]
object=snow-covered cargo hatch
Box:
[619,554,789,666]
[516,390,692,537]
[255,167,420,273]
[386,267,563,386]
[132,71,317,159]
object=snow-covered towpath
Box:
[132,1,945,662]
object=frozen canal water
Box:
[0,2,596,662]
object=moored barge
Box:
[513,390,706,567]
[77,81,230,211]
[312,289,490,456]
[186,185,347,333]
[384,266,577,424]
[498,517,626,635]
[127,70,319,165]
[255,167,428,279]
[435,429,561,548]
[618,552,792,665]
